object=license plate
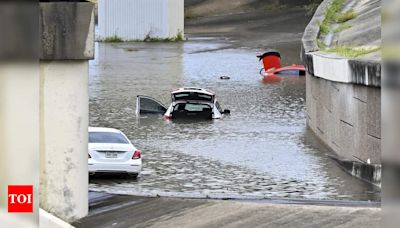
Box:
[105,152,118,158]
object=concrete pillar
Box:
[0,1,94,226]
[0,63,40,228]
[0,2,40,227]
[38,2,94,223]
[39,61,89,222]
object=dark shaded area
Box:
[349,59,381,87]
[39,1,93,60]
[172,103,213,120]
[0,2,39,60]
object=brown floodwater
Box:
[89,39,380,202]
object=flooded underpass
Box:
[89,38,380,202]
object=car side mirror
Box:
[223,109,231,114]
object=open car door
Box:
[136,95,167,115]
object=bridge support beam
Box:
[0,1,94,226]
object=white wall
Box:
[39,61,88,222]
[98,0,184,40]
[169,0,184,38]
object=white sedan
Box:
[88,127,142,177]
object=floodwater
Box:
[89,39,380,201]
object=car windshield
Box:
[89,132,129,144]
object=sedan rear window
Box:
[89,132,129,144]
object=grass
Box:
[334,23,352,33]
[319,0,346,35]
[317,39,327,49]
[319,20,330,35]
[99,31,184,43]
[336,9,357,23]
[101,35,123,43]
[325,46,381,58]
[143,31,184,42]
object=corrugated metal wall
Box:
[98,0,183,41]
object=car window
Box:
[136,95,167,114]
[174,103,211,112]
[89,132,129,144]
[173,92,213,102]
[215,101,222,112]
[185,103,210,111]
[275,69,300,75]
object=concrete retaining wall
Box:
[302,0,381,183]
[306,73,381,164]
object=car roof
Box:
[88,127,122,133]
[171,87,215,96]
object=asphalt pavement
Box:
[72,192,380,228]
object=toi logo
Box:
[8,185,33,213]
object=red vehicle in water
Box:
[257,50,305,83]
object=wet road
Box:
[89,39,380,201]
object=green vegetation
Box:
[319,0,346,35]
[319,20,330,35]
[324,46,381,58]
[317,0,359,49]
[336,9,357,23]
[333,23,352,33]
[102,35,123,43]
[143,31,184,42]
[262,3,287,12]
[99,31,184,43]
[317,39,327,49]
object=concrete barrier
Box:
[301,0,381,184]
